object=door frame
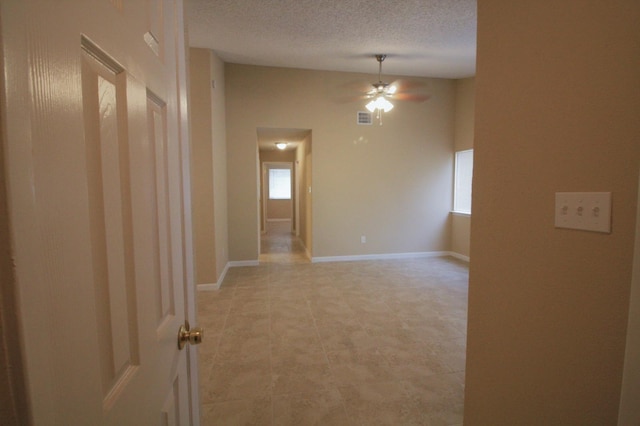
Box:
[618,170,640,423]
[261,161,295,234]
[174,1,201,422]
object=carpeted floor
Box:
[197,223,468,425]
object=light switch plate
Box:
[555,192,612,233]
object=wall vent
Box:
[357,111,372,125]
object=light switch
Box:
[555,192,611,233]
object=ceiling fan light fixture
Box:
[367,96,394,113]
[378,97,394,112]
[275,142,287,150]
[364,54,396,124]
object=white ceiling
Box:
[186,0,477,79]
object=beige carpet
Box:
[197,228,468,425]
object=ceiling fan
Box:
[365,55,395,116]
[363,54,430,124]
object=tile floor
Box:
[197,222,468,425]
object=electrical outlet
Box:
[360,235,366,244]
[555,192,611,233]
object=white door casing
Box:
[1,0,198,424]
[262,161,294,230]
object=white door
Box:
[1,0,199,424]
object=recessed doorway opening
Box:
[257,127,312,264]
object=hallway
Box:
[259,220,309,264]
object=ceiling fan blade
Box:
[338,80,373,94]
[393,93,431,102]
[332,94,368,104]
[329,79,372,104]
[390,78,428,92]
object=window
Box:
[454,149,473,214]
[268,168,291,200]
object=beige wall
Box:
[210,51,229,279]
[188,48,228,285]
[260,149,296,162]
[451,77,475,259]
[451,213,471,260]
[465,2,640,424]
[226,64,455,261]
[296,133,313,253]
[454,77,475,152]
[189,48,216,284]
[266,199,291,220]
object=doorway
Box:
[262,162,294,234]
[257,127,312,263]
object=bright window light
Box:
[268,168,291,200]
[453,149,473,214]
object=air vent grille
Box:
[357,111,372,125]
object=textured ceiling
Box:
[187,0,477,79]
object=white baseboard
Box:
[228,260,260,267]
[196,261,232,291]
[311,251,452,263]
[448,252,470,262]
[221,252,466,271]
[197,283,219,291]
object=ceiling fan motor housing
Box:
[373,82,389,93]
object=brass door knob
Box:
[177,321,204,350]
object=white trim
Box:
[218,262,230,287]
[197,283,219,291]
[451,211,471,217]
[262,162,294,232]
[196,261,231,291]
[311,251,452,263]
[218,262,230,284]
[449,252,470,262]
[228,260,260,267]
